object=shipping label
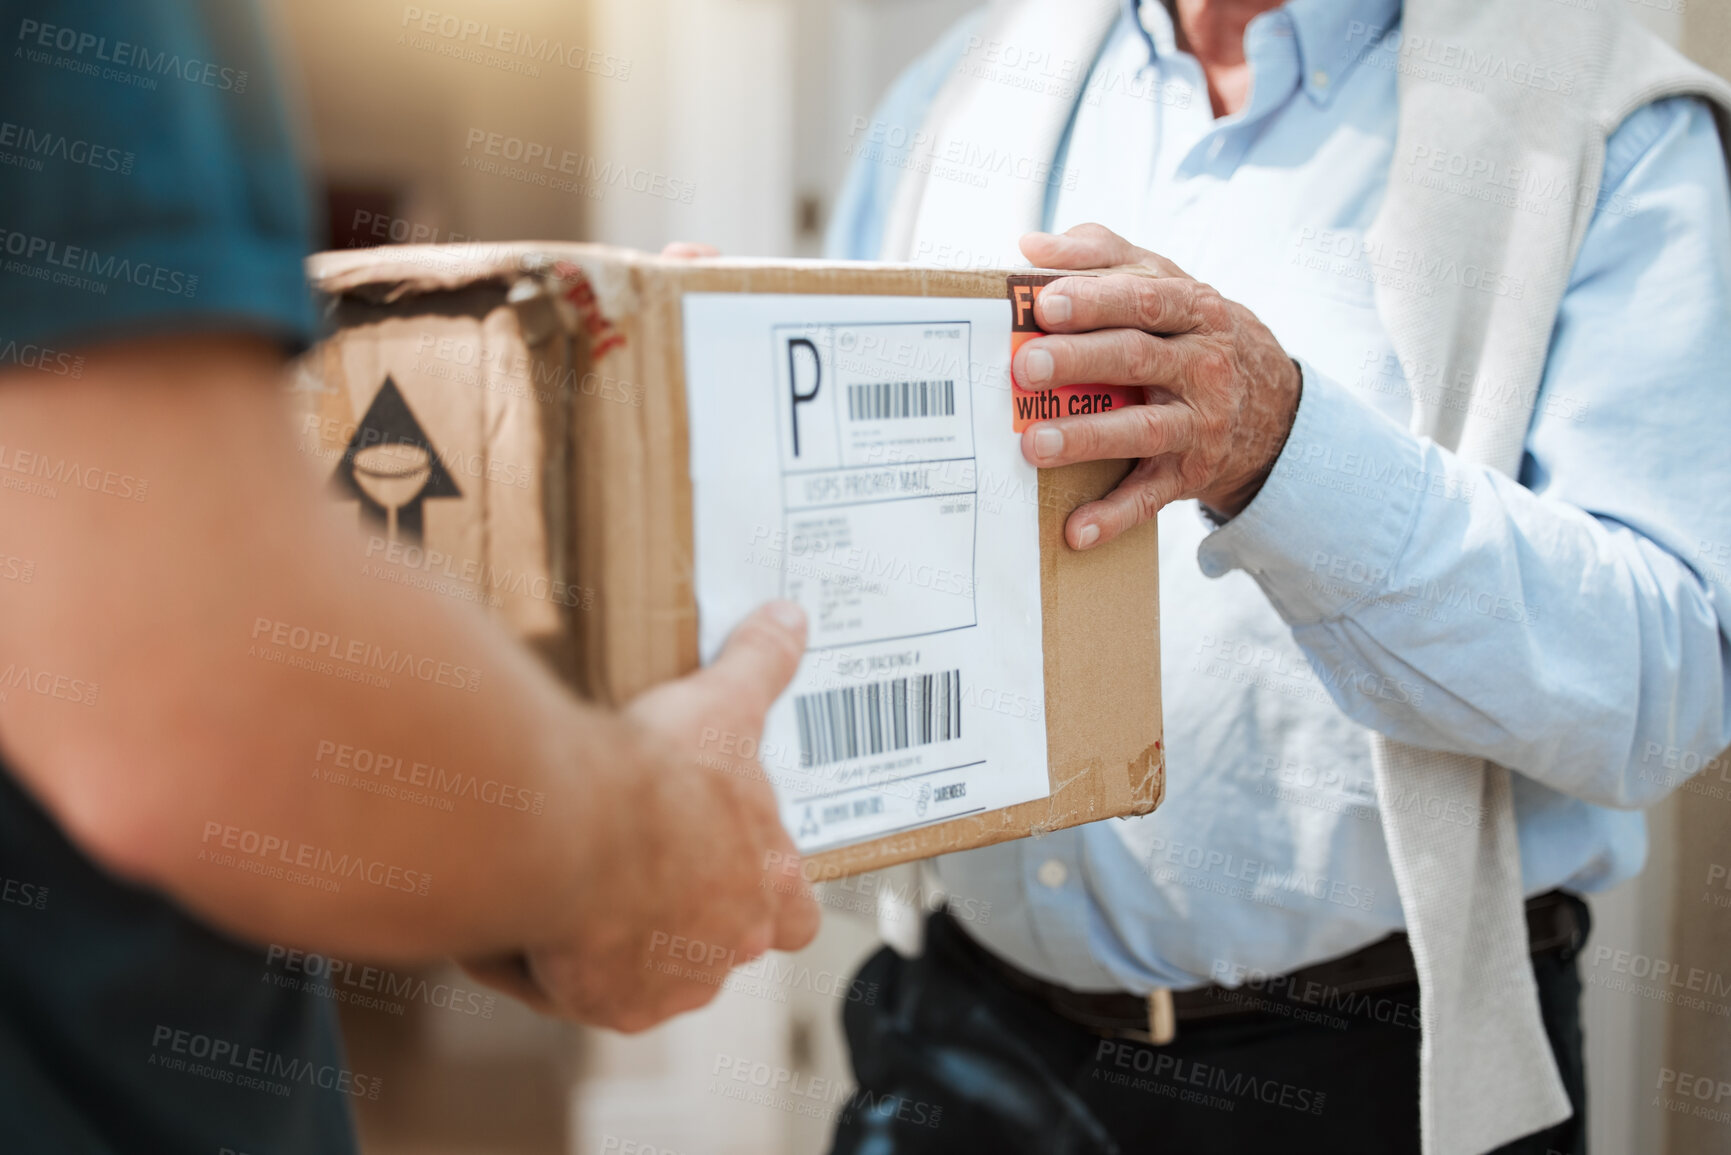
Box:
[685,293,1050,851]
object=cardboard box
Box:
[300,243,1163,877]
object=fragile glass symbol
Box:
[352,443,434,543]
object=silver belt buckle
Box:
[1146,988,1176,1045]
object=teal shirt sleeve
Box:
[0,0,316,352]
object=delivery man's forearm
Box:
[0,335,660,962]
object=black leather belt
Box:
[937,889,1585,1046]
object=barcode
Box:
[794,669,962,768]
[847,380,956,421]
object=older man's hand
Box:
[1015,224,1303,547]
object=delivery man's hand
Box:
[1013,223,1303,543]
[2,335,816,1038]
[461,602,819,1032]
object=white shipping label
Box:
[684,294,1050,852]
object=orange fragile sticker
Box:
[1008,273,1142,433]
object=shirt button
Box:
[1206,137,1224,160]
[1311,69,1330,88]
[1037,859,1069,889]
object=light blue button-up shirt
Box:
[828,0,1731,992]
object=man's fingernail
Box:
[1024,348,1054,384]
[766,600,806,631]
[1032,426,1063,459]
[1041,293,1071,324]
[1075,523,1100,549]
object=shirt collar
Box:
[1126,0,1403,104]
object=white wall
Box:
[586,0,797,256]
[585,0,976,258]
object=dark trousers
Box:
[830,907,1589,1155]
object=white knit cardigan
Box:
[878,2,1731,1152]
